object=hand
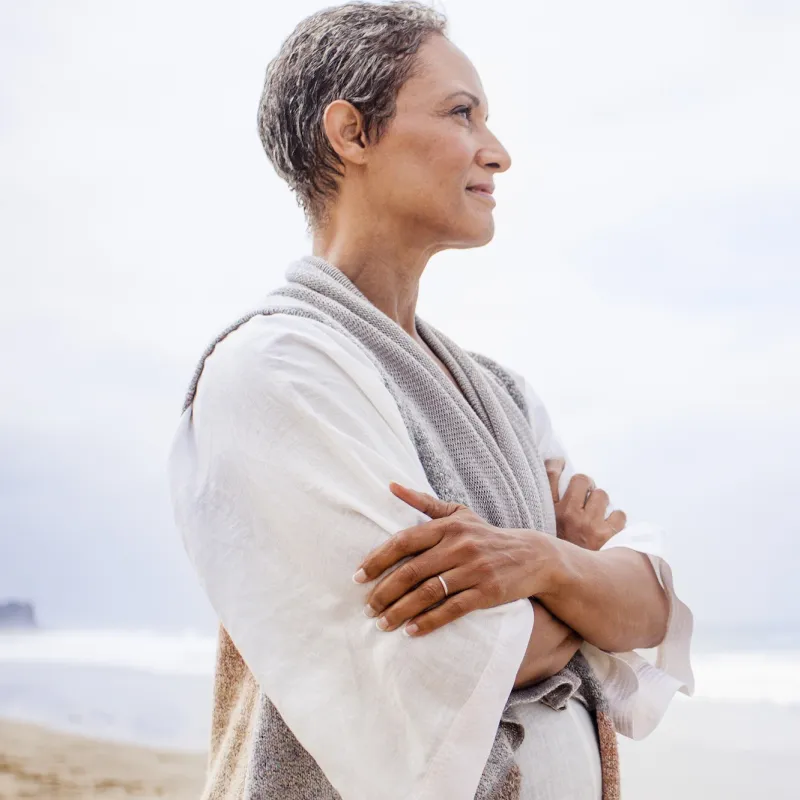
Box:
[352,482,561,637]
[544,459,626,551]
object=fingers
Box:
[544,458,565,504]
[561,473,594,509]
[388,482,464,519]
[584,487,609,518]
[606,509,627,534]
[353,520,445,584]
[402,587,485,636]
[364,548,451,614]
[355,484,470,584]
[368,568,467,632]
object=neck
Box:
[311,213,440,339]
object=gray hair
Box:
[257,1,448,228]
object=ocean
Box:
[1,628,799,753]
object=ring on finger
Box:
[375,571,457,631]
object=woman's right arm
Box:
[168,313,534,800]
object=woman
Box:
[168,2,694,798]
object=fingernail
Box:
[403,623,419,637]
[352,569,367,584]
[376,616,390,631]
[363,604,377,618]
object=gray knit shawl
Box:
[184,255,620,800]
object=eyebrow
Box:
[443,90,489,121]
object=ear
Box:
[322,99,369,166]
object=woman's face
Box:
[358,34,511,249]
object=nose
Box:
[479,129,512,174]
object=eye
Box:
[452,105,473,121]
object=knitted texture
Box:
[183,255,620,800]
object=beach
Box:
[2,698,799,799]
[0,718,204,799]
[617,697,799,799]
[1,630,798,798]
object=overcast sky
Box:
[1,0,798,637]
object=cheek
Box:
[392,128,473,196]
[421,136,473,188]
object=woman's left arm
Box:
[537,537,670,653]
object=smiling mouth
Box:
[466,188,496,204]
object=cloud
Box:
[1,0,798,634]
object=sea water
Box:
[1,628,798,751]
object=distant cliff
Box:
[0,601,37,629]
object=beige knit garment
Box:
[202,627,259,799]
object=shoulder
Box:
[191,308,381,412]
[187,307,411,447]
[198,308,360,382]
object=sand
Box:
[617,697,799,799]
[2,698,798,798]
[0,719,204,799]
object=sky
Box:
[1,0,798,637]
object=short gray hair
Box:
[257,1,448,228]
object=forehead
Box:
[400,34,486,106]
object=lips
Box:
[466,184,496,206]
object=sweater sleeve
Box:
[505,366,695,739]
[168,313,533,800]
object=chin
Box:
[434,206,495,249]
[457,216,495,249]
